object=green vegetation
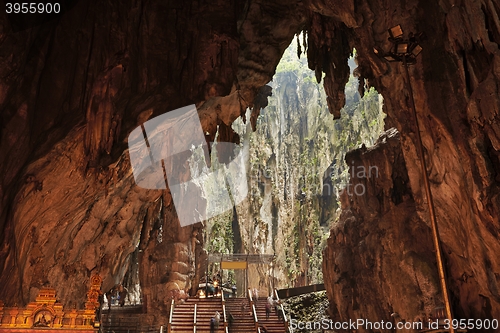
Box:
[205,210,234,254]
[283,291,330,333]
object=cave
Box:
[1,0,500,332]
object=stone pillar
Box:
[68,309,77,328]
[21,309,31,327]
[54,304,64,328]
[9,308,18,326]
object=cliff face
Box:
[0,0,499,328]
[323,128,435,324]
[316,0,500,327]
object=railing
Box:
[101,322,160,333]
[100,316,160,333]
[275,283,325,299]
[274,289,288,331]
[248,289,259,332]
[193,303,197,333]
[221,292,228,333]
[222,308,229,333]
[252,303,259,331]
[167,298,174,333]
[133,326,161,333]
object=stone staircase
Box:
[169,295,288,333]
[253,299,286,333]
[170,298,225,333]
[99,291,287,333]
[170,299,195,333]
[224,298,256,333]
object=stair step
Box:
[169,297,286,332]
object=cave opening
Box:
[203,34,386,295]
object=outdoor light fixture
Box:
[396,42,409,54]
[378,25,424,64]
[412,44,423,57]
[375,26,456,333]
[388,24,404,39]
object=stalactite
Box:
[297,34,302,59]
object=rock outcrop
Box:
[0,0,499,328]
[323,128,439,325]
[315,0,500,327]
[0,0,308,322]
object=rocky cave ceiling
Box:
[1,0,500,327]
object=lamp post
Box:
[377,25,455,333]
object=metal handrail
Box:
[280,304,288,325]
[221,291,228,331]
[167,298,174,333]
[274,289,288,330]
[222,304,227,327]
[252,303,259,331]
[193,303,197,333]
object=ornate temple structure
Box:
[0,276,102,333]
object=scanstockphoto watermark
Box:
[248,163,379,197]
[290,318,425,331]
[337,163,379,197]
[290,318,499,332]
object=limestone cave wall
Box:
[0,0,499,328]
[0,0,307,320]
[315,0,500,328]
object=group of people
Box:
[265,295,284,320]
[105,285,128,308]
[210,311,221,333]
[199,273,238,298]
[266,295,283,319]
[251,288,284,320]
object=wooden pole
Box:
[403,55,454,333]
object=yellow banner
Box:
[221,261,247,269]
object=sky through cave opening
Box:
[203,34,386,294]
